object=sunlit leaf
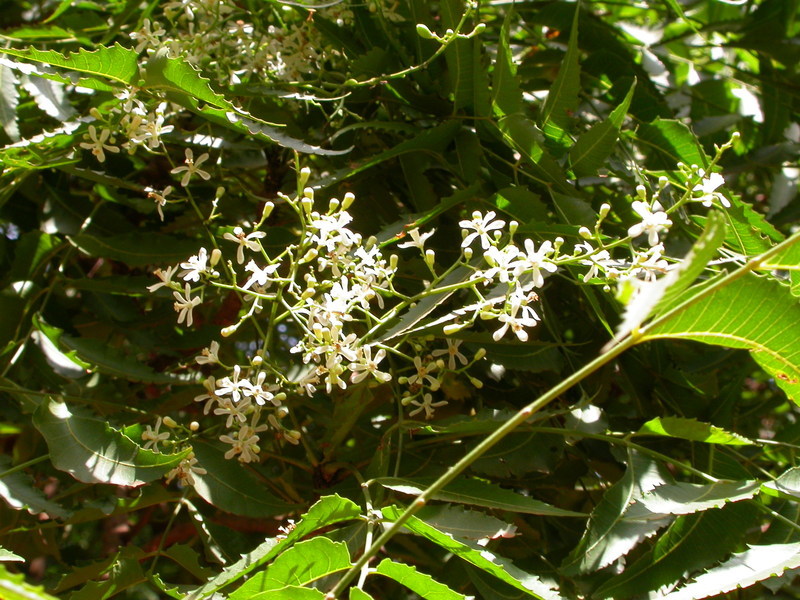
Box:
[635,417,754,445]
[376,559,470,599]
[0,563,60,600]
[32,399,189,486]
[540,6,580,150]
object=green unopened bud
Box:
[329,198,340,213]
[579,226,592,240]
[215,186,225,200]
[554,237,564,251]
[210,248,222,266]
[189,421,199,432]
[89,107,103,120]
[163,416,178,428]
[342,191,355,211]
[464,247,473,260]
[474,348,486,360]
[252,355,263,366]
[365,235,377,249]
[298,166,311,189]
[300,196,313,214]
[416,23,436,39]
[472,23,486,35]
[299,248,318,264]
[443,322,466,335]
[389,254,399,271]
[658,176,669,190]
[221,324,239,337]
[276,406,289,418]
[468,376,484,389]
[261,201,275,220]
[273,392,287,404]
[598,203,611,219]
[509,220,519,236]
[636,185,647,200]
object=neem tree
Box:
[1,1,799,599]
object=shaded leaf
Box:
[634,119,708,170]
[382,505,563,599]
[377,477,584,517]
[635,416,754,445]
[492,8,523,116]
[639,481,760,515]
[70,233,201,267]
[227,537,351,599]
[33,399,189,486]
[0,455,70,519]
[0,61,20,141]
[540,6,580,150]
[569,80,635,177]
[191,440,296,518]
[762,467,800,501]
[417,504,516,542]
[376,559,470,599]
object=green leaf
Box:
[638,481,760,515]
[349,588,374,600]
[0,563,60,600]
[635,417,754,445]
[416,504,516,542]
[608,210,726,347]
[594,502,759,599]
[70,233,201,267]
[666,542,800,600]
[0,43,138,87]
[162,544,214,581]
[31,314,91,380]
[491,187,548,224]
[376,559,470,599]
[561,452,671,574]
[441,0,490,116]
[382,506,563,599]
[0,455,70,519]
[492,8,523,116]
[376,477,584,517]
[634,118,709,170]
[762,467,800,501]
[236,587,326,599]
[190,440,296,518]
[228,537,351,599]
[32,399,189,486]
[187,494,361,599]
[66,546,147,600]
[540,6,580,150]
[569,80,635,177]
[643,264,800,403]
[0,547,23,563]
[59,335,193,384]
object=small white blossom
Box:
[693,170,730,208]
[173,283,202,327]
[516,239,557,289]
[165,452,206,487]
[223,227,267,264]
[242,260,279,290]
[407,356,441,391]
[146,185,173,221]
[349,346,392,384]
[628,201,672,246]
[397,227,435,251]
[141,417,170,452]
[432,339,469,371]
[408,393,448,420]
[147,265,178,292]
[180,248,209,282]
[171,148,212,187]
[79,126,120,163]
[459,211,506,250]
[195,341,220,365]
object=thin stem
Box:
[0,455,50,480]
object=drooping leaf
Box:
[594,502,759,599]
[20,75,75,120]
[762,467,800,501]
[635,416,754,445]
[33,400,190,486]
[491,8,523,116]
[31,314,91,380]
[376,559,470,600]
[377,477,584,517]
[190,440,296,519]
[569,80,635,177]
[65,546,147,600]
[638,480,760,515]
[382,506,563,599]
[227,537,351,599]
[416,504,517,543]
[540,6,580,150]
[666,542,800,600]
[441,0,490,116]
[187,494,361,600]
[561,452,671,574]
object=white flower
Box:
[479,244,521,284]
[180,248,209,282]
[219,426,261,463]
[146,185,173,221]
[171,148,212,187]
[141,417,170,452]
[493,296,540,342]
[223,227,267,264]
[147,265,178,292]
[407,356,440,391]
[408,393,448,420]
[693,170,730,208]
[627,201,672,246]
[165,452,206,487]
[242,260,280,290]
[459,211,506,250]
[243,371,281,406]
[397,227,435,251]
[432,339,469,371]
[216,365,247,403]
[516,239,557,289]
[130,18,166,53]
[173,283,202,327]
[79,126,120,163]
[349,346,392,384]
[195,341,220,365]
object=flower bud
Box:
[210,248,222,266]
[189,421,199,432]
[215,186,225,199]
[252,355,263,366]
[163,416,178,428]
[468,376,484,389]
[509,220,519,236]
[443,322,466,335]
[298,166,311,189]
[328,198,340,213]
[273,392,287,404]
[221,324,239,337]
[636,185,647,200]
[299,248,318,264]
[474,348,487,360]
[554,237,564,251]
[464,247,473,260]
[300,196,313,214]
[424,249,436,267]
[579,227,592,239]
[341,192,355,211]
[598,203,611,219]
[261,201,275,220]
[276,406,289,418]
[389,254,399,271]
[416,23,436,39]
